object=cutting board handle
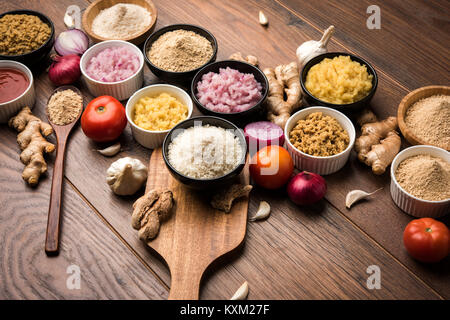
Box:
[168,268,203,300]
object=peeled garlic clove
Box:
[230,281,249,300]
[249,201,270,221]
[346,188,382,209]
[259,11,268,26]
[97,142,121,157]
[64,12,75,29]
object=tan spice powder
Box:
[405,95,450,150]
[289,112,349,157]
[148,30,213,72]
[47,89,83,125]
[395,154,450,201]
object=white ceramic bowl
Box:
[126,84,193,149]
[80,40,144,101]
[0,60,35,123]
[390,145,450,218]
[284,106,356,175]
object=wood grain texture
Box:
[0,129,167,299]
[145,149,249,300]
[277,0,450,90]
[0,0,448,300]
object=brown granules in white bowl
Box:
[289,112,349,157]
[148,30,213,72]
[47,89,82,125]
[395,154,450,201]
[405,95,450,150]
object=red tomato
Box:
[249,145,294,189]
[403,218,450,263]
[81,96,127,142]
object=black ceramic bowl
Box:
[143,24,218,82]
[162,116,247,190]
[191,60,269,125]
[0,10,55,66]
[300,52,378,113]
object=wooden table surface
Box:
[0,0,449,300]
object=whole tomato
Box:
[249,145,294,189]
[403,218,450,263]
[81,96,127,142]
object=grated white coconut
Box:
[168,125,243,179]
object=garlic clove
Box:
[97,142,121,157]
[249,201,271,221]
[259,11,268,26]
[346,188,382,209]
[230,281,249,300]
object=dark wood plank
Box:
[0,0,446,300]
[201,190,440,299]
[254,0,450,297]
[56,0,442,299]
[0,128,168,299]
[277,0,450,90]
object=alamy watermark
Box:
[367,5,381,29]
[66,264,81,290]
[366,265,381,290]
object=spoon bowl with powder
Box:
[44,85,84,256]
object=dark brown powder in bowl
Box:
[395,154,450,201]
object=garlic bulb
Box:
[296,25,335,66]
[106,157,148,196]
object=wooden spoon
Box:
[45,85,84,256]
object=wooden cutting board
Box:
[145,148,250,300]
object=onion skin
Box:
[54,29,89,56]
[48,55,81,86]
[287,172,327,205]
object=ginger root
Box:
[229,52,259,67]
[211,184,253,213]
[8,106,55,186]
[263,62,302,129]
[354,110,401,175]
[131,189,174,241]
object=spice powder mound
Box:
[395,154,450,201]
[148,30,213,72]
[47,89,83,125]
[405,95,450,150]
[289,112,349,157]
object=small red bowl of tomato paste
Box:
[0,60,35,123]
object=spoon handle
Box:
[45,137,67,256]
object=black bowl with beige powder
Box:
[143,24,218,82]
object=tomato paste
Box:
[0,68,29,103]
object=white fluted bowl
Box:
[284,106,356,175]
[390,145,450,218]
[80,40,144,101]
[126,84,193,149]
[0,60,35,123]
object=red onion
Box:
[287,171,327,205]
[245,121,285,155]
[48,54,81,86]
[54,29,89,56]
